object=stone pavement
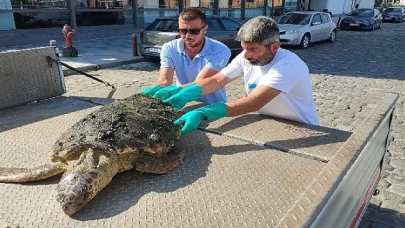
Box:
[60,22,405,227]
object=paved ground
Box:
[60,21,405,227]
[0,25,146,75]
[0,24,141,48]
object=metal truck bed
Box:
[0,84,397,228]
[0,47,398,228]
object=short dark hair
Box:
[179,8,207,25]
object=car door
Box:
[218,18,243,53]
[320,13,332,40]
[374,9,382,25]
[309,14,323,42]
[402,7,405,20]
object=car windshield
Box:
[145,19,178,32]
[347,9,373,17]
[278,13,311,25]
[386,8,401,13]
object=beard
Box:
[184,37,204,49]
[247,50,275,66]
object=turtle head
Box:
[56,170,101,216]
[55,148,118,216]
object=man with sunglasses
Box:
[142,8,231,105]
[144,16,319,135]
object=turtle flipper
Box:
[0,163,66,182]
[135,141,186,174]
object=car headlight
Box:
[285,30,302,35]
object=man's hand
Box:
[152,85,182,100]
[174,102,227,134]
[140,84,163,96]
[163,84,203,110]
[140,84,182,100]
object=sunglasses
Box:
[177,25,206,35]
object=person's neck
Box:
[184,39,205,59]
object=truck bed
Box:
[0,85,397,228]
[0,47,398,227]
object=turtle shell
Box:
[51,94,182,161]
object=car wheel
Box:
[328,29,336,42]
[369,23,376,31]
[300,34,310,49]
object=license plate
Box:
[350,23,359,26]
[146,48,161,53]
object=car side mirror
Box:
[312,21,321,26]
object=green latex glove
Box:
[174,102,228,135]
[163,84,203,110]
[140,84,163,96]
[152,85,182,100]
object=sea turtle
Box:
[0,94,185,216]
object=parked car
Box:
[382,7,405,22]
[340,8,383,31]
[140,16,243,59]
[277,11,337,49]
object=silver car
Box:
[277,11,337,49]
[140,15,243,59]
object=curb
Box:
[62,57,147,76]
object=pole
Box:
[241,0,245,20]
[132,0,139,27]
[270,0,274,17]
[214,0,219,15]
[67,0,77,30]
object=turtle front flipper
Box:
[135,141,186,174]
[0,163,67,182]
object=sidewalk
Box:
[0,24,147,76]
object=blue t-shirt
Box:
[160,37,231,104]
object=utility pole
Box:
[132,0,139,27]
[67,0,77,30]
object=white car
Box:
[277,11,337,49]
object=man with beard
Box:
[146,16,319,134]
[142,8,231,105]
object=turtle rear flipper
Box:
[0,163,66,182]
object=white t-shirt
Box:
[220,48,319,126]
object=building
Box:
[309,0,375,15]
[0,0,376,30]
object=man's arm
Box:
[173,85,281,135]
[195,72,234,96]
[225,85,281,117]
[194,67,218,83]
[225,61,304,117]
[195,46,231,82]
[158,67,175,86]
[157,42,175,86]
